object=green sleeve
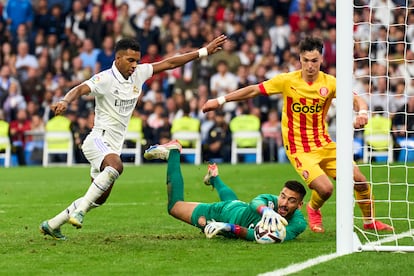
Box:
[284,209,307,241]
[246,228,256,241]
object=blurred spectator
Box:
[40,90,55,122]
[3,81,26,122]
[65,0,87,41]
[115,2,137,39]
[131,3,162,30]
[389,81,407,115]
[0,64,21,106]
[78,38,100,73]
[21,67,45,104]
[11,23,31,51]
[364,106,392,161]
[25,113,45,165]
[210,60,238,116]
[1,41,17,66]
[69,110,91,163]
[268,15,291,63]
[48,0,71,15]
[79,4,107,48]
[9,108,31,165]
[147,102,170,145]
[289,0,316,34]
[46,3,66,42]
[4,0,34,37]
[229,103,261,153]
[140,43,167,90]
[101,0,117,22]
[392,92,414,140]
[209,39,241,74]
[33,0,49,35]
[14,41,39,81]
[130,16,160,56]
[261,109,287,163]
[170,101,200,148]
[95,36,115,73]
[370,77,392,112]
[322,28,336,71]
[203,109,231,163]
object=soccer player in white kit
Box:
[40,35,227,240]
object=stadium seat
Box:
[42,116,74,167]
[231,131,263,164]
[172,131,202,165]
[121,112,143,165]
[363,134,394,163]
[121,131,142,165]
[396,137,414,162]
[0,136,11,167]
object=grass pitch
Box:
[1,163,413,275]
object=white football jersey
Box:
[84,62,153,151]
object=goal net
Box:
[338,0,414,253]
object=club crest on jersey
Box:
[319,87,328,97]
[133,85,139,94]
[302,170,309,180]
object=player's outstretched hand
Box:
[51,100,68,115]
[259,207,288,232]
[204,34,227,55]
[201,98,220,113]
[204,220,231,238]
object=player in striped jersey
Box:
[202,36,393,233]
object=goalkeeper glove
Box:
[258,207,288,232]
[204,220,241,238]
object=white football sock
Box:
[48,198,102,230]
[75,166,119,213]
[48,197,83,229]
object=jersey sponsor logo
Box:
[319,87,329,97]
[291,102,322,113]
[114,98,137,114]
[302,170,309,180]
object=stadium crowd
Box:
[0,0,412,166]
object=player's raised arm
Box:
[353,93,369,128]
[151,34,227,74]
[51,83,91,115]
[202,84,262,113]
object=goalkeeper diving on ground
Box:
[143,139,307,243]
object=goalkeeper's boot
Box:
[69,211,85,229]
[39,221,67,241]
[307,204,325,233]
[144,139,182,160]
[363,220,394,231]
[203,163,219,187]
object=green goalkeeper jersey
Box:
[191,194,307,241]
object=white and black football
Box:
[254,223,286,244]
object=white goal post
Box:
[337,0,414,254]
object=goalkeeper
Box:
[144,140,307,242]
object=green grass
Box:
[1,163,414,275]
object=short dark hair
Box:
[114,38,140,53]
[284,180,307,200]
[299,37,323,54]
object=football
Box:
[254,223,286,244]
